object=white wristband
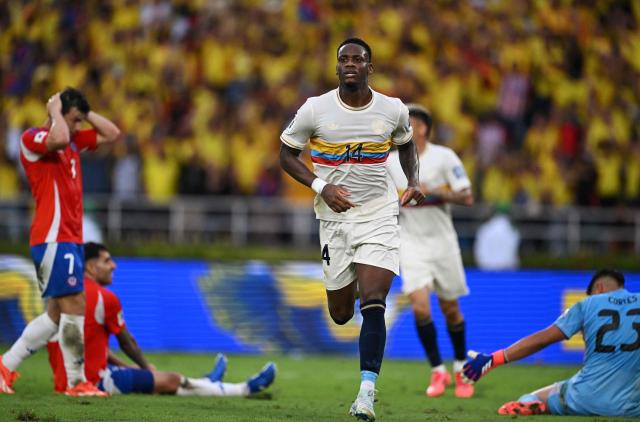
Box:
[311,178,328,194]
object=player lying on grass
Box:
[0,241,276,397]
[46,242,276,396]
[462,269,639,417]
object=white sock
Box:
[432,364,447,373]
[453,360,466,373]
[2,313,58,371]
[176,377,249,397]
[59,314,86,387]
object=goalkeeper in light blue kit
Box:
[462,269,640,417]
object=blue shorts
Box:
[98,365,155,395]
[30,243,84,298]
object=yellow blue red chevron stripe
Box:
[310,138,392,166]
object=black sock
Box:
[415,318,442,368]
[447,321,466,361]
[359,299,387,374]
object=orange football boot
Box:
[65,381,109,397]
[426,370,451,397]
[498,400,547,416]
[0,356,19,394]
[454,372,474,398]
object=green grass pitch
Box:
[0,351,629,422]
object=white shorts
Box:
[319,216,400,291]
[400,250,469,300]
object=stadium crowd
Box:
[1,0,639,207]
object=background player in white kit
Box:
[387,104,474,399]
[280,38,424,421]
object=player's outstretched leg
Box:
[176,362,276,397]
[206,353,228,383]
[0,312,59,394]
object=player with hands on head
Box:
[0,88,120,397]
[462,269,640,417]
[280,37,423,421]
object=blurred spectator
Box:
[81,151,112,195]
[256,160,283,197]
[594,140,623,207]
[0,0,638,209]
[497,63,530,148]
[625,140,640,206]
[475,112,507,169]
[142,128,179,203]
[474,206,521,270]
[570,155,598,207]
[557,106,582,162]
[178,147,209,196]
[112,135,143,200]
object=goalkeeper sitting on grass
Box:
[462,269,639,417]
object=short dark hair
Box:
[84,242,108,263]
[407,103,433,130]
[337,37,372,62]
[586,269,625,295]
[60,87,90,115]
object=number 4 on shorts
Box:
[322,244,330,266]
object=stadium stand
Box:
[1,0,639,208]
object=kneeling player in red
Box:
[47,242,276,397]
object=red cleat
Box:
[426,370,451,397]
[65,381,109,397]
[0,356,19,394]
[498,400,547,416]
[454,372,474,398]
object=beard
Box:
[339,75,366,91]
[342,80,360,91]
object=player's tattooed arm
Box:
[280,144,354,212]
[87,111,121,145]
[397,140,425,206]
[46,93,71,151]
[115,327,152,370]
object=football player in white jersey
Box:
[280,38,424,421]
[387,104,474,399]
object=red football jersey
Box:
[20,127,98,246]
[48,277,125,392]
